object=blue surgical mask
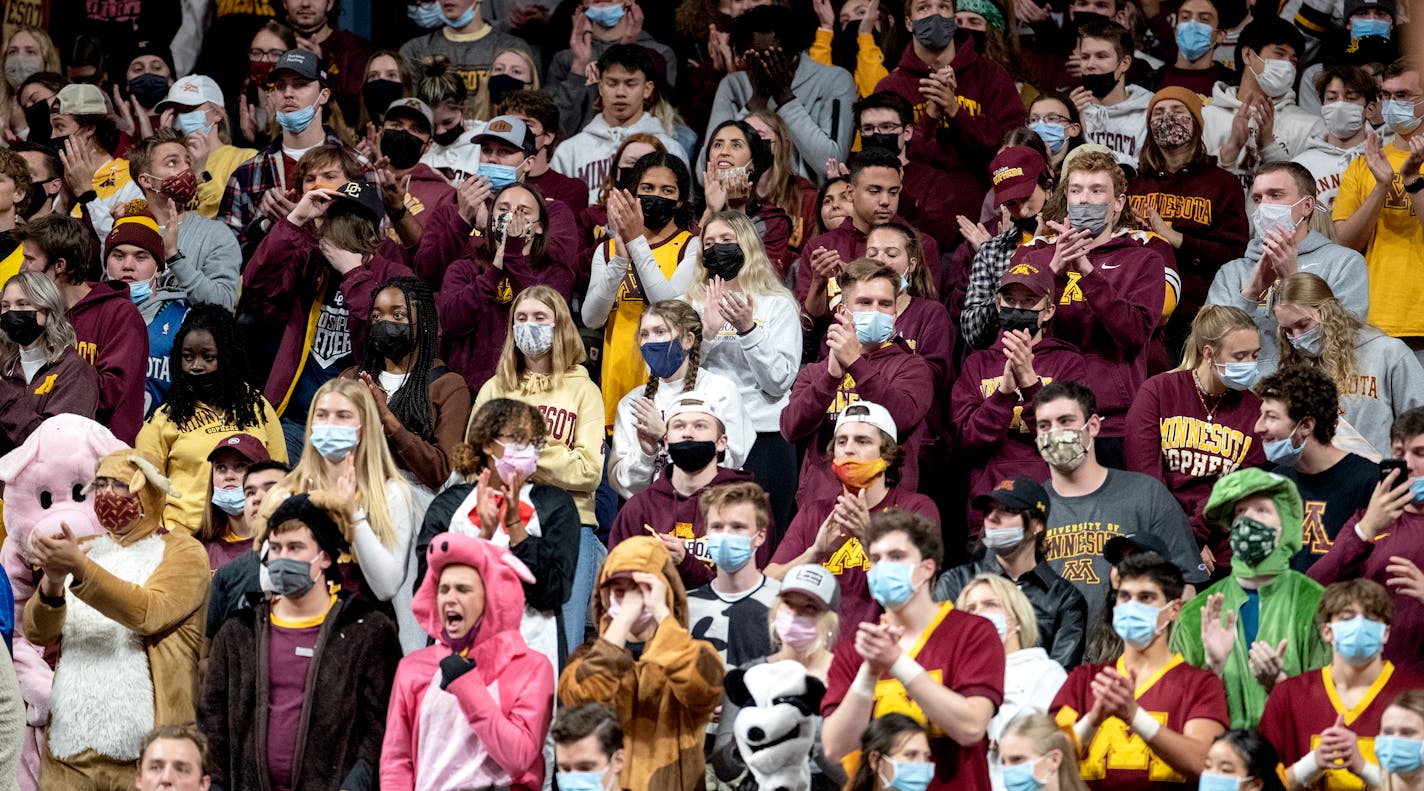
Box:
[1029,120,1067,153]
[1198,772,1245,791]
[1215,361,1261,391]
[176,109,211,136]
[852,310,894,344]
[585,3,627,27]
[276,102,319,134]
[310,423,360,462]
[1175,20,1214,61]
[1331,615,1385,665]
[1002,759,1046,791]
[476,161,519,189]
[128,279,153,304]
[884,760,935,791]
[1383,99,1422,135]
[1113,600,1165,650]
[1263,427,1305,468]
[1288,324,1325,357]
[640,339,687,380]
[211,486,247,516]
[707,532,753,572]
[867,561,917,609]
[408,1,445,28]
[1375,735,1424,776]
[1413,477,1424,505]
[555,771,608,791]
[443,1,478,28]
[1352,18,1391,40]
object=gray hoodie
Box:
[1080,84,1153,169]
[1206,230,1369,373]
[168,214,241,310]
[550,111,685,204]
[1292,135,1364,209]
[1337,330,1424,457]
[1203,82,1327,177]
[546,33,679,138]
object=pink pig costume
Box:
[380,532,555,791]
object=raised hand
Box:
[957,214,992,251]
[1364,131,1397,186]
[812,0,834,29]
[455,175,492,228]
[720,288,754,333]
[620,2,644,43]
[1357,468,1415,541]
[1247,638,1288,691]
[1200,593,1238,674]
[855,620,903,675]
[1045,221,1094,274]
[474,468,502,539]
[825,309,860,379]
[571,10,594,72]
[630,397,666,455]
[859,0,881,34]
[288,187,337,226]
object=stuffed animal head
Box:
[93,449,179,537]
[727,660,826,791]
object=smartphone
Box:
[1380,458,1409,484]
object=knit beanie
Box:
[104,202,165,264]
[1147,86,1205,130]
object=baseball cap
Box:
[328,180,384,222]
[835,400,897,443]
[207,433,272,465]
[473,115,534,154]
[270,49,327,83]
[55,84,106,116]
[1343,34,1397,66]
[1103,532,1173,566]
[780,564,841,613]
[989,146,1046,205]
[1345,0,1395,19]
[665,391,726,423]
[997,258,1056,301]
[156,75,225,112]
[384,97,434,134]
[971,477,1050,519]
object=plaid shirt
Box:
[217,129,372,255]
[960,225,1024,351]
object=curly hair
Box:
[640,300,701,401]
[1255,365,1341,444]
[451,398,547,480]
[359,277,440,442]
[1273,272,1375,387]
[161,304,267,432]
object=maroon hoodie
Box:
[411,192,582,288]
[403,163,457,227]
[781,339,934,503]
[1012,230,1168,436]
[794,217,942,305]
[607,466,770,591]
[1125,369,1268,556]
[69,281,148,443]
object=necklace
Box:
[1192,370,1223,422]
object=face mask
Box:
[23,100,52,145]
[513,321,554,356]
[408,1,445,28]
[1113,599,1166,650]
[1067,201,1110,236]
[641,339,688,380]
[639,194,678,229]
[128,279,153,304]
[4,54,41,89]
[444,2,478,27]
[380,128,425,170]
[156,168,200,207]
[250,59,278,85]
[852,310,894,344]
[1252,58,1296,99]
[477,161,520,189]
[1215,361,1261,391]
[176,109,211,136]
[707,532,753,571]
[586,2,626,27]
[24,181,52,218]
[1150,114,1194,149]
[486,73,527,108]
[1175,20,1214,61]
[1383,99,1423,135]
[667,438,718,472]
[1229,515,1276,568]
[495,440,539,482]
[432,124,464,147]
[1037,427,1089,471]
[1002,757,1046,791]
[277,102,320,134]
[1252,197,1306,241]
[912,14,956,49]
[964,28,988,53]
[94,489,143,534]
[1374,736,1424,776]
[1263,429,1305,468]
[900,274,911,292]
[1198,772,1244,791]
[983,611,1009,638]
[1081,71,1120,100]
[363,79,404,123]
[833,456,887,491]
[774,606,821,649]
[1331,615,1385,665]
[555,771,609,791]
[883,760,935,791]
[1321,101,1365,139]
[983,525,1025,552]
[861,132,902,155]
[1029,120,1067,154]
[608,593,657,634]
[1012,214,1041,236]
[1412,477,1424,506]
[1288,324,1325,357]
[266,555,318,598]
[310,423,360,462]
[868,560,918,609]
[128,73,171,109]
[999,306,1040,335]
[1352,18,1391,40]
[211,486,247,516]
[370,320,415,360]
[0,310,43,346]
[702,242,746,281]
[184,369,222,400]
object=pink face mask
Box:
[774,605,821,649]
[495,440,539,483]
[607,594,656,635]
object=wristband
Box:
[166,252,185,265]
[1292,752,1323,785]
[1406,178,1424,195]
[1360,762,1382,788]
[39,592,66,608]
[1130,709,1161,742]
[890,655,925,686]
[77,189,97,204]
[850,663,877,700]
[1073,715,1099,745]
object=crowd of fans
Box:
[0,0,1423,789]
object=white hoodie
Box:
[550,111,686,205]
[1292,135,1365,209]
[1202,82,1327,177]
[1080,84,1153,168]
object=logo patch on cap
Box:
[342,182,363,196]
[1008,263,1040,276]
[228,437,240,445]
[993,166,1025,185]
[488,119,515,133]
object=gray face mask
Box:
[266,556,320,598]
[1067,202,1110,236]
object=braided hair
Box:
[641,300,702,400]
[162,304,266,431]
[360,277,440,442]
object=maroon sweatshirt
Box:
[1125,369,1268,557]
[0,346,99,454]
[1153,64,1232,97]
[780,339,934,503]
[794,217,942,305]
[404,163,457,228]
[1013,230,1168,436]
[69,281,148,443]
[607,467,770,591]
[901,159,981,253]
[771,486,940,642]
[411,192,582,288]
[952,335,1089,518]
[526,168,594,266]
[320,28,373,123]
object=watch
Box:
[1405,178,1424,194]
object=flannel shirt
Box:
[959,225,1024,350]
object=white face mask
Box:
[1252,196,1307,239]
[1253,58,1296,99]
[1320,101,1365,139]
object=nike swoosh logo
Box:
[1100,263,1121,270]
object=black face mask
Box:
[639,194,678,230]
[1011,214,1040,236]
[431,125,465,147]
[667,439,718,472]
[23,182,51,218]
[961,28,988,53]
[1081,71,1120,99]
[381,128,425,170]
[1070,10,1111,28]
[486,73,527,108]
[370,319,416,360]
[22,100,51,145]
[0,310,43,346]
[48,135,69,152]
[616,166,635,190]
[998,306,1041,335]
[183,368,222,398]
[860,132,902,155]
[363,79,404,120]
[127,73,170,109]
[702,242,745,281]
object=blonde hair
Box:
[766,597,840,654]
[745,111,804,229]
[683,211,794,306]
[266,379,408,549]
[1174,304,1258,373]
[3,27,61,112]
[1001,713,1091,791]
[1273,272,1373,386]
[1383,690,1424,790]
[959,573,1039,649]
[472,48,541,121]
[495,285,586,393]
[0,272,77,371]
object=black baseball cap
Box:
[328,180,383,222]
[1103,532,1173,565]
[972,477,1050,519]
[271,49,327,84]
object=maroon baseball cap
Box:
[998,257,1056,301]
[207,433,271,464]
[990,146,1047,205]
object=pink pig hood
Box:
[413,532,535,648]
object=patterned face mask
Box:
[1228,515,1276,567]
[94,489,143,533]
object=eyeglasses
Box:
[1028,114,1071,125]
[249,48,286,61]
[859,123,904,135]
